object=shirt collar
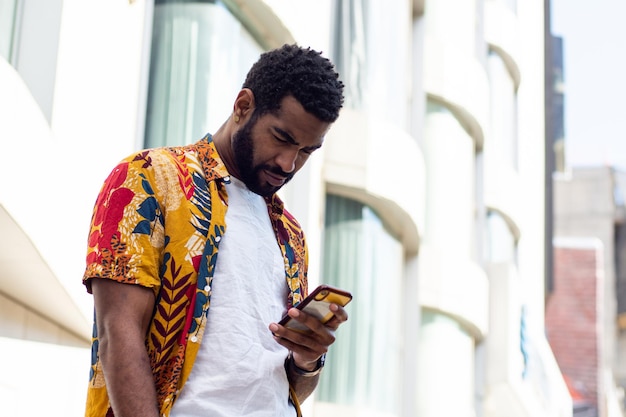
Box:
[266,193,285,217]
[194,133,231,183]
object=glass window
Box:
[145,0,262,148]
[0,0,18,61]
[331,0,412,125]
[317,194,403,416]
[487,49,518,170]
[331,0,367,110]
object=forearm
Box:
[99,335,160,417]
[272,303,349,404]
[92,279,159,417]
[285,353,322,402]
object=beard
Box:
[232,115,295,197]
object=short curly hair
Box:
[242,44,344,123]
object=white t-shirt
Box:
[170,177,296,417]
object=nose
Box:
[275,149,299,174]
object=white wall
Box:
[0,336,88,417]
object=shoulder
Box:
[121,143,199,171]
[112,144,202,188]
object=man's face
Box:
[232,96,330,197]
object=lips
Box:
[263,169,288,187]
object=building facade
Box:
[0,0,572,416]
[551,167,626,417]
[549,238,606,417]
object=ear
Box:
[233,88,255,122]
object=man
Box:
[83,44,346,417]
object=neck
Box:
[212,121,240,179]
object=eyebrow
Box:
[274,127,322,152]
[275,127,298,145]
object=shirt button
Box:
[204,285,211,292]
[190,336,198,343]
[215,236,221,242]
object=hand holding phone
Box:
[278,285,352,333]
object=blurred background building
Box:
[0,0,604,416]
[549,168,626,417]
[546,9,626,417]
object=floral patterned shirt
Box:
[83,135,308,417]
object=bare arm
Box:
[92,279,158,417]
[270,303,349,401]
[283,351,321,401]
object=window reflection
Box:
[145,0,262,147]
[318,194,403,416]
[0,0,18,62]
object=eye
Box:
[300,145,321,156]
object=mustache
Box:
[263,165,293,179]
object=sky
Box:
[551,0,626,172]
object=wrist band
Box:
[288,352,326,377]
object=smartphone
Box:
[278,285,353,333]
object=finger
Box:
[328,304,349,323]
[323,316,341,331]
[271,329,328,364]
[284,307,328,334]
[271,318,336,347]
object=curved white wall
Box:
[323,108,425,255]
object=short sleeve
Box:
[83,152,165,294]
